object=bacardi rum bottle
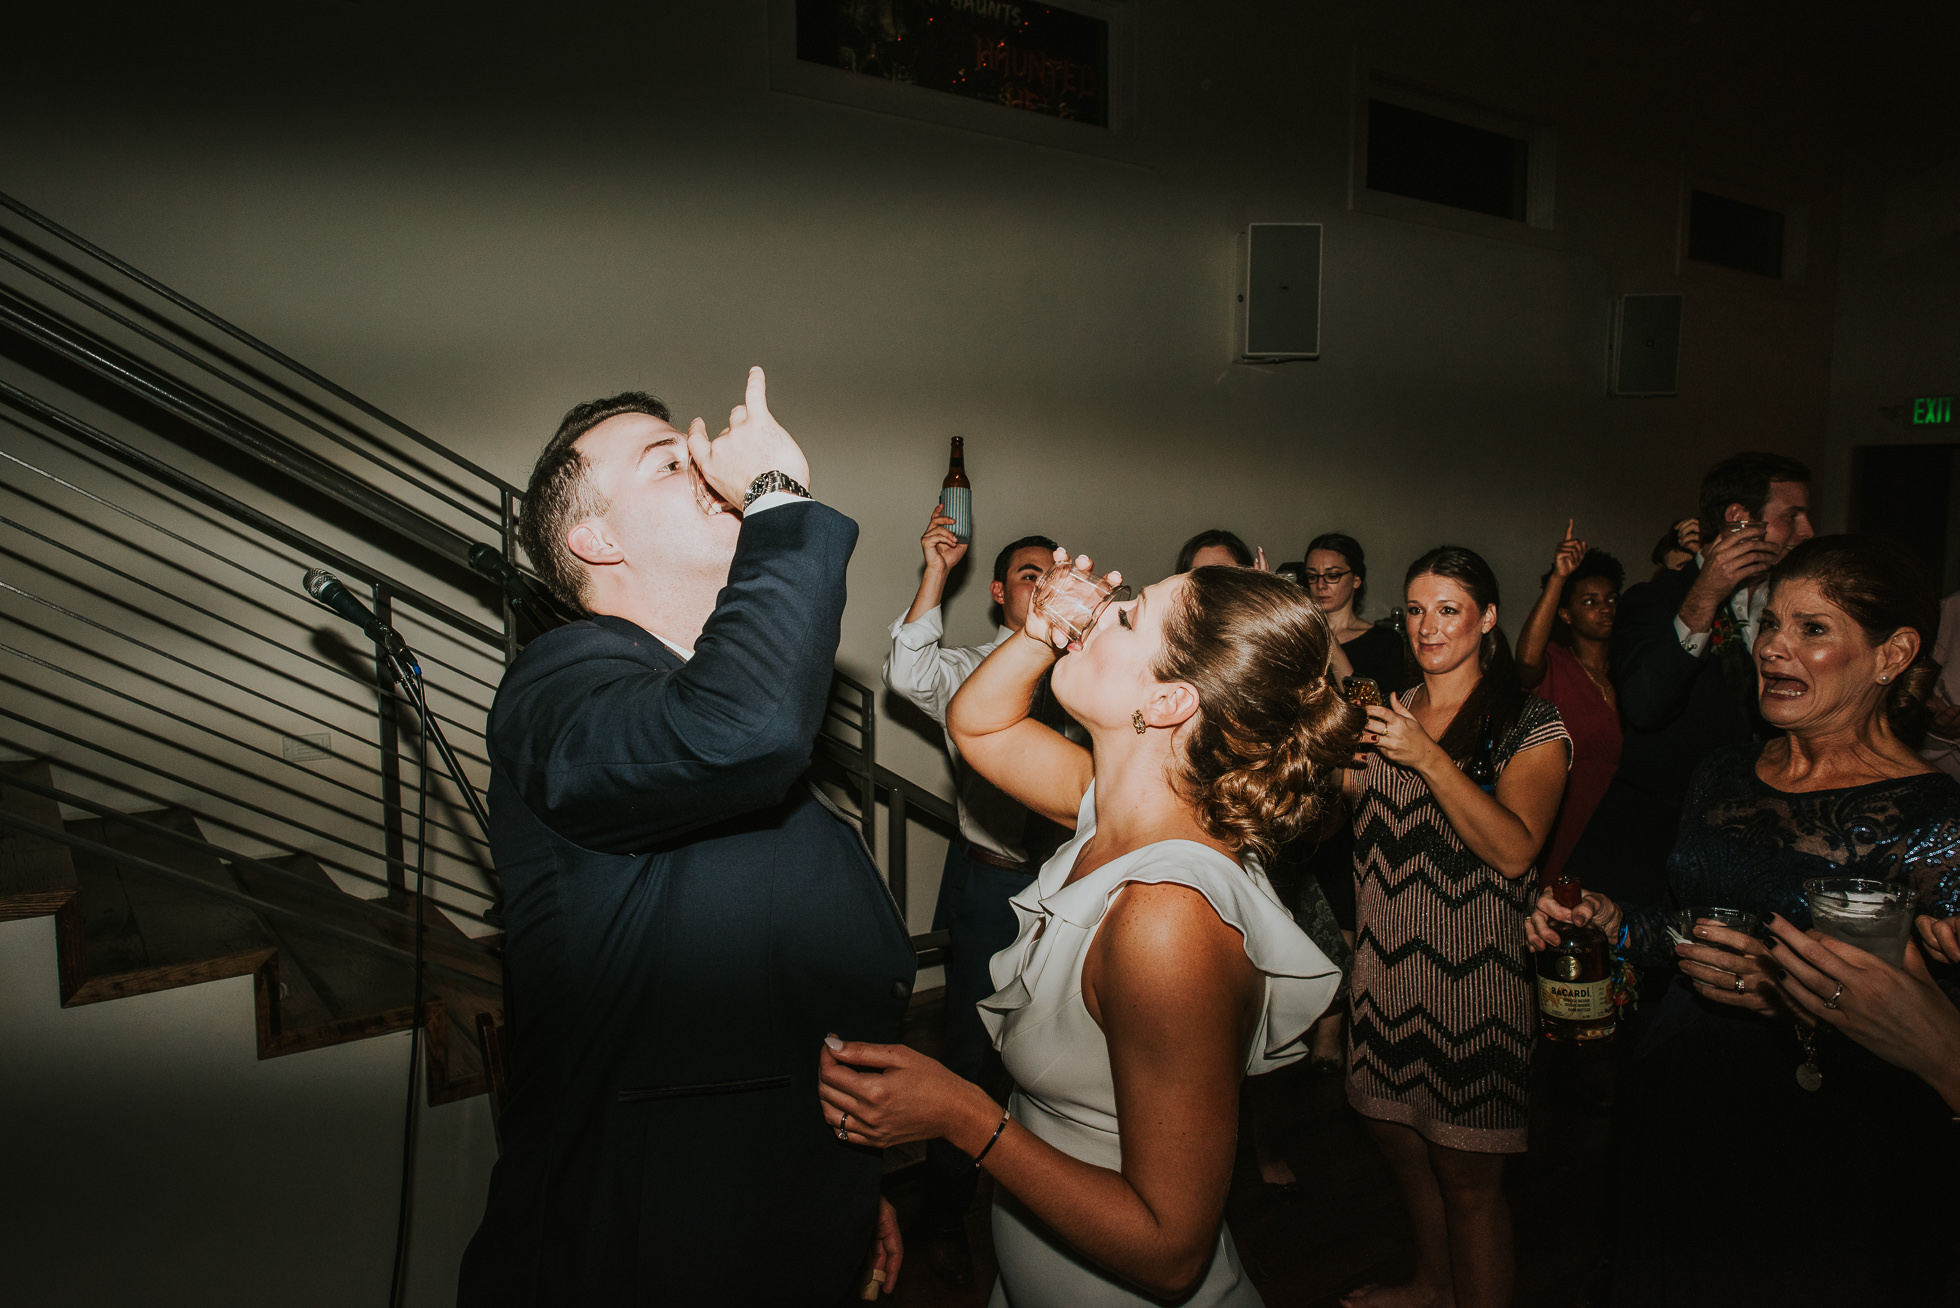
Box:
[1535,868,1617,1043]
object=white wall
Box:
[0,1,1897,1299]
[0,916,495,1307]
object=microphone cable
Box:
[387,665,433,1308]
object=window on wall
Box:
[1687,189,1787,278]
[1365,99,1529,222]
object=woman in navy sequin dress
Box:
[1532,537,1960,1307]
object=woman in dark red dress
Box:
[1516,521,1623,881]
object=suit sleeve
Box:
[1614,571,1707,734]
[493,502,857,854]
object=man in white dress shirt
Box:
[884,507,1063,1283]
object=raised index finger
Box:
[744,365,770,417]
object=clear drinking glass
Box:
[1030,563,1131,647]
[1666,905,1761,951]
[1804,878,1916,967]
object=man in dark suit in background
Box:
[1570,452,1813,906]
[458,369,916,1306]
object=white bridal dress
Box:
[978,784,1340,1308]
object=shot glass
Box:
[1343,676,1384,709]
[1031,563,1130,647]
[1804,878,1916,967]
[1666,905,1761,952]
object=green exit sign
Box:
[1914,396,1954,425]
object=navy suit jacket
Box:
[1611,562,1761,809]
[458,502,916,1307]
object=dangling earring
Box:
[1132,710,1147,734]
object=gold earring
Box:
[1132,710,1147,734]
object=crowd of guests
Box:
[468,373,1960,1308]
[868,450,1960,1308]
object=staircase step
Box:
[229,853,418,1058]
[381,899,501,1107]
[57,809,277,1006]
[0,760,78,922]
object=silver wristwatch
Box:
[742,470,811,508]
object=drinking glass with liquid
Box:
[1804,878,1917,967]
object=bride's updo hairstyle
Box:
[1766,535,1940,743]
[1153,566,1366,866]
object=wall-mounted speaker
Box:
[1237,224,1322,362]
[1610,293,1682,396]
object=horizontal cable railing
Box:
[0,188,960,980]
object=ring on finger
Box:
[835,1111,851,1141]
[1824,981,1844,1010]
[1733,972,1746,994]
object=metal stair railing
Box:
[0,189,961,963]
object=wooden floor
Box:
[877,1041,1617,1308]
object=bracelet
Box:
[973,1108,1010,1165]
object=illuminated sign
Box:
[1913,396,1954,425]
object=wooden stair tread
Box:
[231,853,418,1058]
[0,760,78,922]
[389,896,501,1106]
[58,808,276,1006]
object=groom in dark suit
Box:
[458,369,915,1306]
[1569,452,1812,906]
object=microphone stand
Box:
[378,642,492,847]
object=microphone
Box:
[467,543,552,614]
[303,568,407,656]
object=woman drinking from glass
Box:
[1528,535,1960,1306]
[818,553,1357,1306]
[1341,546,1570,1308]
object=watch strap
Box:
[743,469,811,508]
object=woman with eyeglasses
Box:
[1303,533,1407,698]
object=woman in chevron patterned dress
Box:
[1339,547,1570,1308]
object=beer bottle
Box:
[941,437,972,545]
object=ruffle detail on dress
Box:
[977,784,1340,1076]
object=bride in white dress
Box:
[820,552,1361,1305]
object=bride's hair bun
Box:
[1156,567,1367,866]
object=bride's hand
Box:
[818,1035,999,1153]
[1021,549,1122,653]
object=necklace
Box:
[1577,658,1615,704]
[1794,1022,1823,1091]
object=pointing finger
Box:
[1564,518,1574,541]
[744,365,770,417]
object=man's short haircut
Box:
[518,391,673,613]
[1697,452,1811,542]
[1176,529,1254,573]
[994,535,1061,585]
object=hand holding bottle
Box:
[1363,693,1443,770]
[1526,884,1620,951]
[919,503,969,576]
